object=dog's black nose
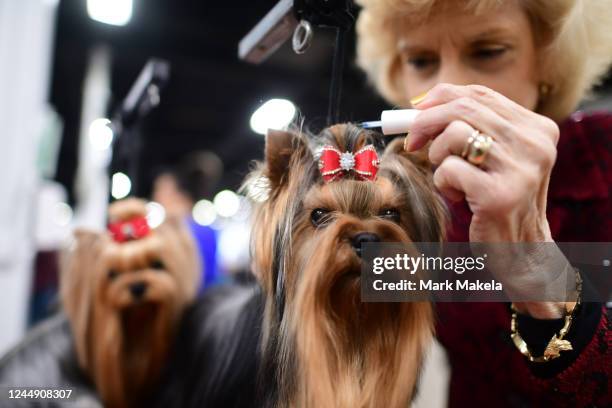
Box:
[130,282,147,299]
[351,233,381,257]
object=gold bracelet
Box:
[510,268,582,363]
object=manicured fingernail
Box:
[403,133,414,152]
[409,91,428,106]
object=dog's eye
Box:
[150,260,165,270]
[310,208,331,227]
[108,269,119,280]
[379,208,400,223]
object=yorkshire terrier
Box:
[60,198,200,408]
[245,123,448,407]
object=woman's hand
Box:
[406,83,569,318]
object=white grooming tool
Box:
[360,109,420,135]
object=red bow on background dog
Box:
[61,199,200,408]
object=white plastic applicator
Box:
[360,109,420,135]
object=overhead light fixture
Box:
[214,190,241,218]
[88,118,114,150]
[87,0,133,26]
[111,172,131,199]
[192,199,217,226]
[146,202,166,228]
[250,98,296,135]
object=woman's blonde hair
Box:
[356,0,612,121]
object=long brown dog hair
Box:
[244,124,447,407]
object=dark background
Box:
[50,0,388,203]
[50,0,612,203]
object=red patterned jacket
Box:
[438,111,612,407]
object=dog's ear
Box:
[265,129,313,191]
[60,228,104,371]
[383,137,432,175]
[382,137,448,242]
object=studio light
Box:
[111,172,131,199]
[87,0,133,26]
[146,202,166,228]
[88,118,114,150]
[192,199,217,226]
[213,190,240,218]
[249,98,296,135]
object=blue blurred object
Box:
[187,218,222,293]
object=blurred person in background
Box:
[356,0,612,406]
[152,151,224,292]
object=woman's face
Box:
[398,1,540,110]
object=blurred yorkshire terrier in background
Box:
[61,198,200,408]
[245,123,448,407]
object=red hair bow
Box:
[108,216,151,243]
[318,145,380,182]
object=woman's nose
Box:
[435,60,475,87]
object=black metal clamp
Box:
[238,0,355,125]
[111,59,170,196]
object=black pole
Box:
[111,59,169,199]
[126,126,142,196]
[327,27,348,126]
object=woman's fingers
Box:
[414,83,529,121]
[428,120,472,165]
[429,119,504,170]
[406,96,514,151]
[433,155,490,203]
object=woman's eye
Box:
[310,208,331,228]
[379,209,400,223]
[151,260,165,271]
[407,56,437,70]
[108,269,119,280]
[472,47,506,60]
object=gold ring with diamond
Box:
[462,129,493,166]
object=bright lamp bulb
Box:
[250,99,296,135]
[89,118,114,150]
[111,172,131,199]
[193,199,217,226]
[214,190,240,218]
[87,0,133,26]
[146,202,166,228]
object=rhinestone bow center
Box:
[339,152,355,171]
